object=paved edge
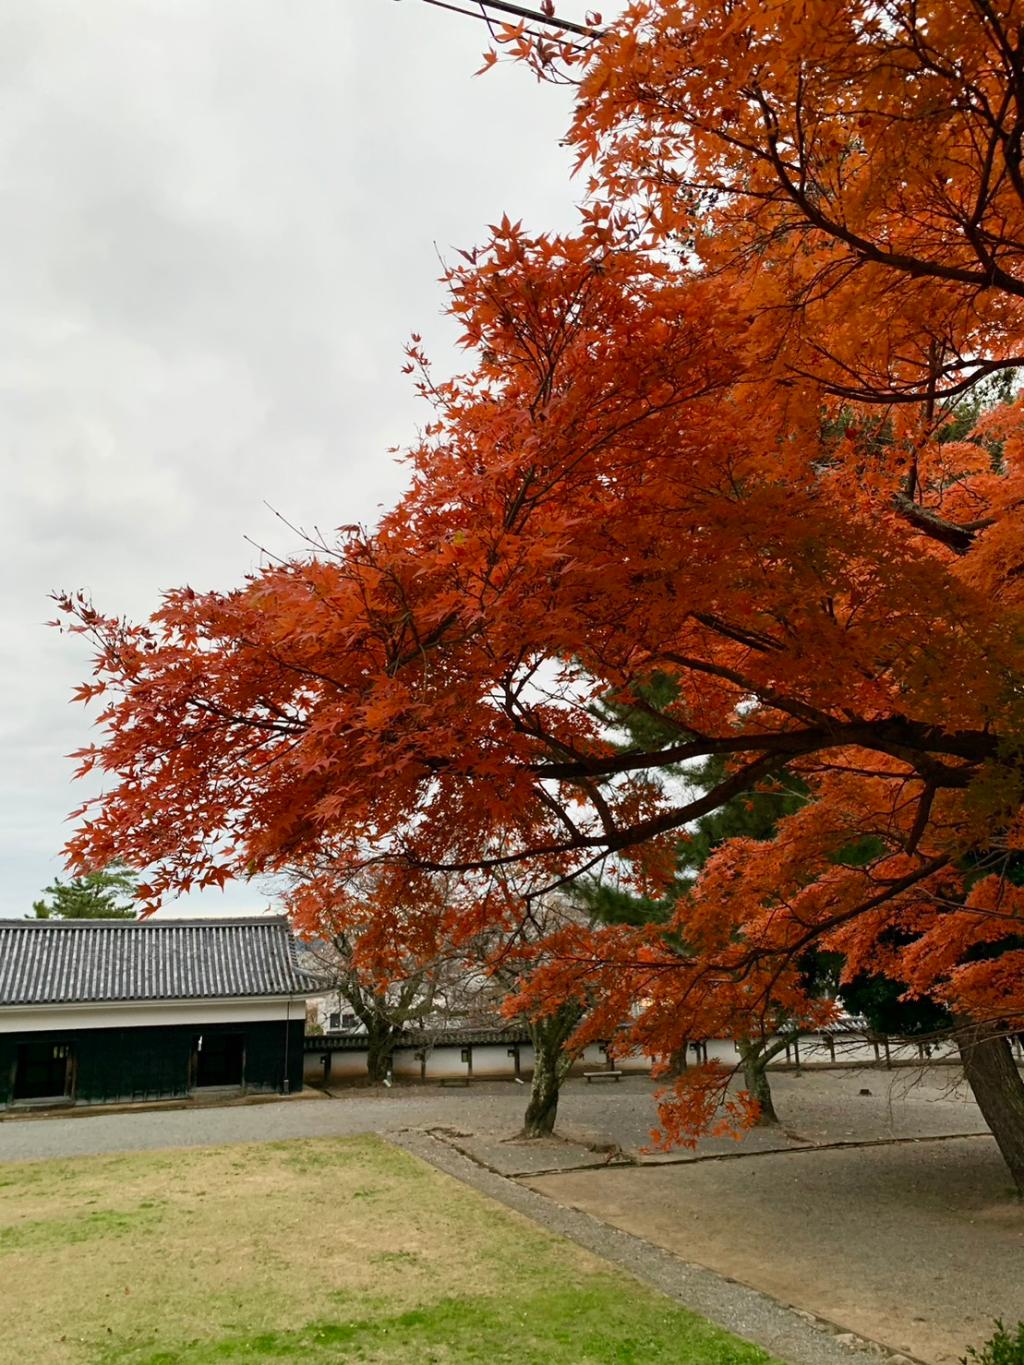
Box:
[431,1126,994,1181]
[0,1087,328,1124]
[392,1130,920,1365]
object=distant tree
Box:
[312,941,447,1085]
[33,862,138,919]
[290,866,489,1086]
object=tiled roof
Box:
[0,917,316,1006]
[310,1026,533,1051]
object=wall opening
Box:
[193,1032,244,1088]
[13,1040,73,1102]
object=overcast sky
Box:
[2,0,594,917]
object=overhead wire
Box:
[414,0,605,41]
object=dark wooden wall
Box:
[0,1018,304,1107]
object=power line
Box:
[414,0,605,40]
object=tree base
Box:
[958,1021,1024,1197]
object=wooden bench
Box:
[583,1070,623,1083]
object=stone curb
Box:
[392,1130,928,1365]
[500,1129,995,1180]
[0,1086,327,1123]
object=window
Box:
[341,1012,357,1029]
[328,1012,341,1031]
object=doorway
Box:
[193,1032,244,1088]
[12,1040,73,1102]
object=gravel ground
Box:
[438,1068,990,1176]
[0,1073,692,1164]
[0,1080,635,1163]
[526,1138,1023,1365]
[0,1067,985,1164]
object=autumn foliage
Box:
[58,0,1024,1156]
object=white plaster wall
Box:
[305,1029,967,1084]
[0,996,305,1034]
[391,1048,423,1080]
[705,1039,741,1066]
[617,1049,654,1074]
[303,1051,329,1084]
[798,1036,833,1060]
[471,1044,521,1077]
[422,1047,470,1079]
[829,1036,885,1063]
[327,1050,370,1079]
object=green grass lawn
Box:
[0,1136,783,1364]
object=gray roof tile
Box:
[0,917,315,1005]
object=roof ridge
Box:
[0,916,290,928]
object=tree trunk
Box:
[737,1037,780,1126]
[522,1037,561,1136]
[365,1021,397,1086]
[957,1020,1024,1195]
[665,1043,689,1078]
[522,1005,582,1138]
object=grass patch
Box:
[118,1289,775,1364]
[0,1202,165,1252]
[0,1137,782,1364]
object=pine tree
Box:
[33,862,138,919]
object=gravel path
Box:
[0,1087,494,1162]
[0,1067,986,1164]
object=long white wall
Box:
[0,996,304,1034]
[303,1038,650,1084]
[303,1030,978,1086]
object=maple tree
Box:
[295,869,474,1084]
[57,0,1024,1182]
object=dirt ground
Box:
[434,1068,992,1177]
[526,1135,1024,1365]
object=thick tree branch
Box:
[892,492,995,553]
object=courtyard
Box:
[0,1068,1019,1363]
